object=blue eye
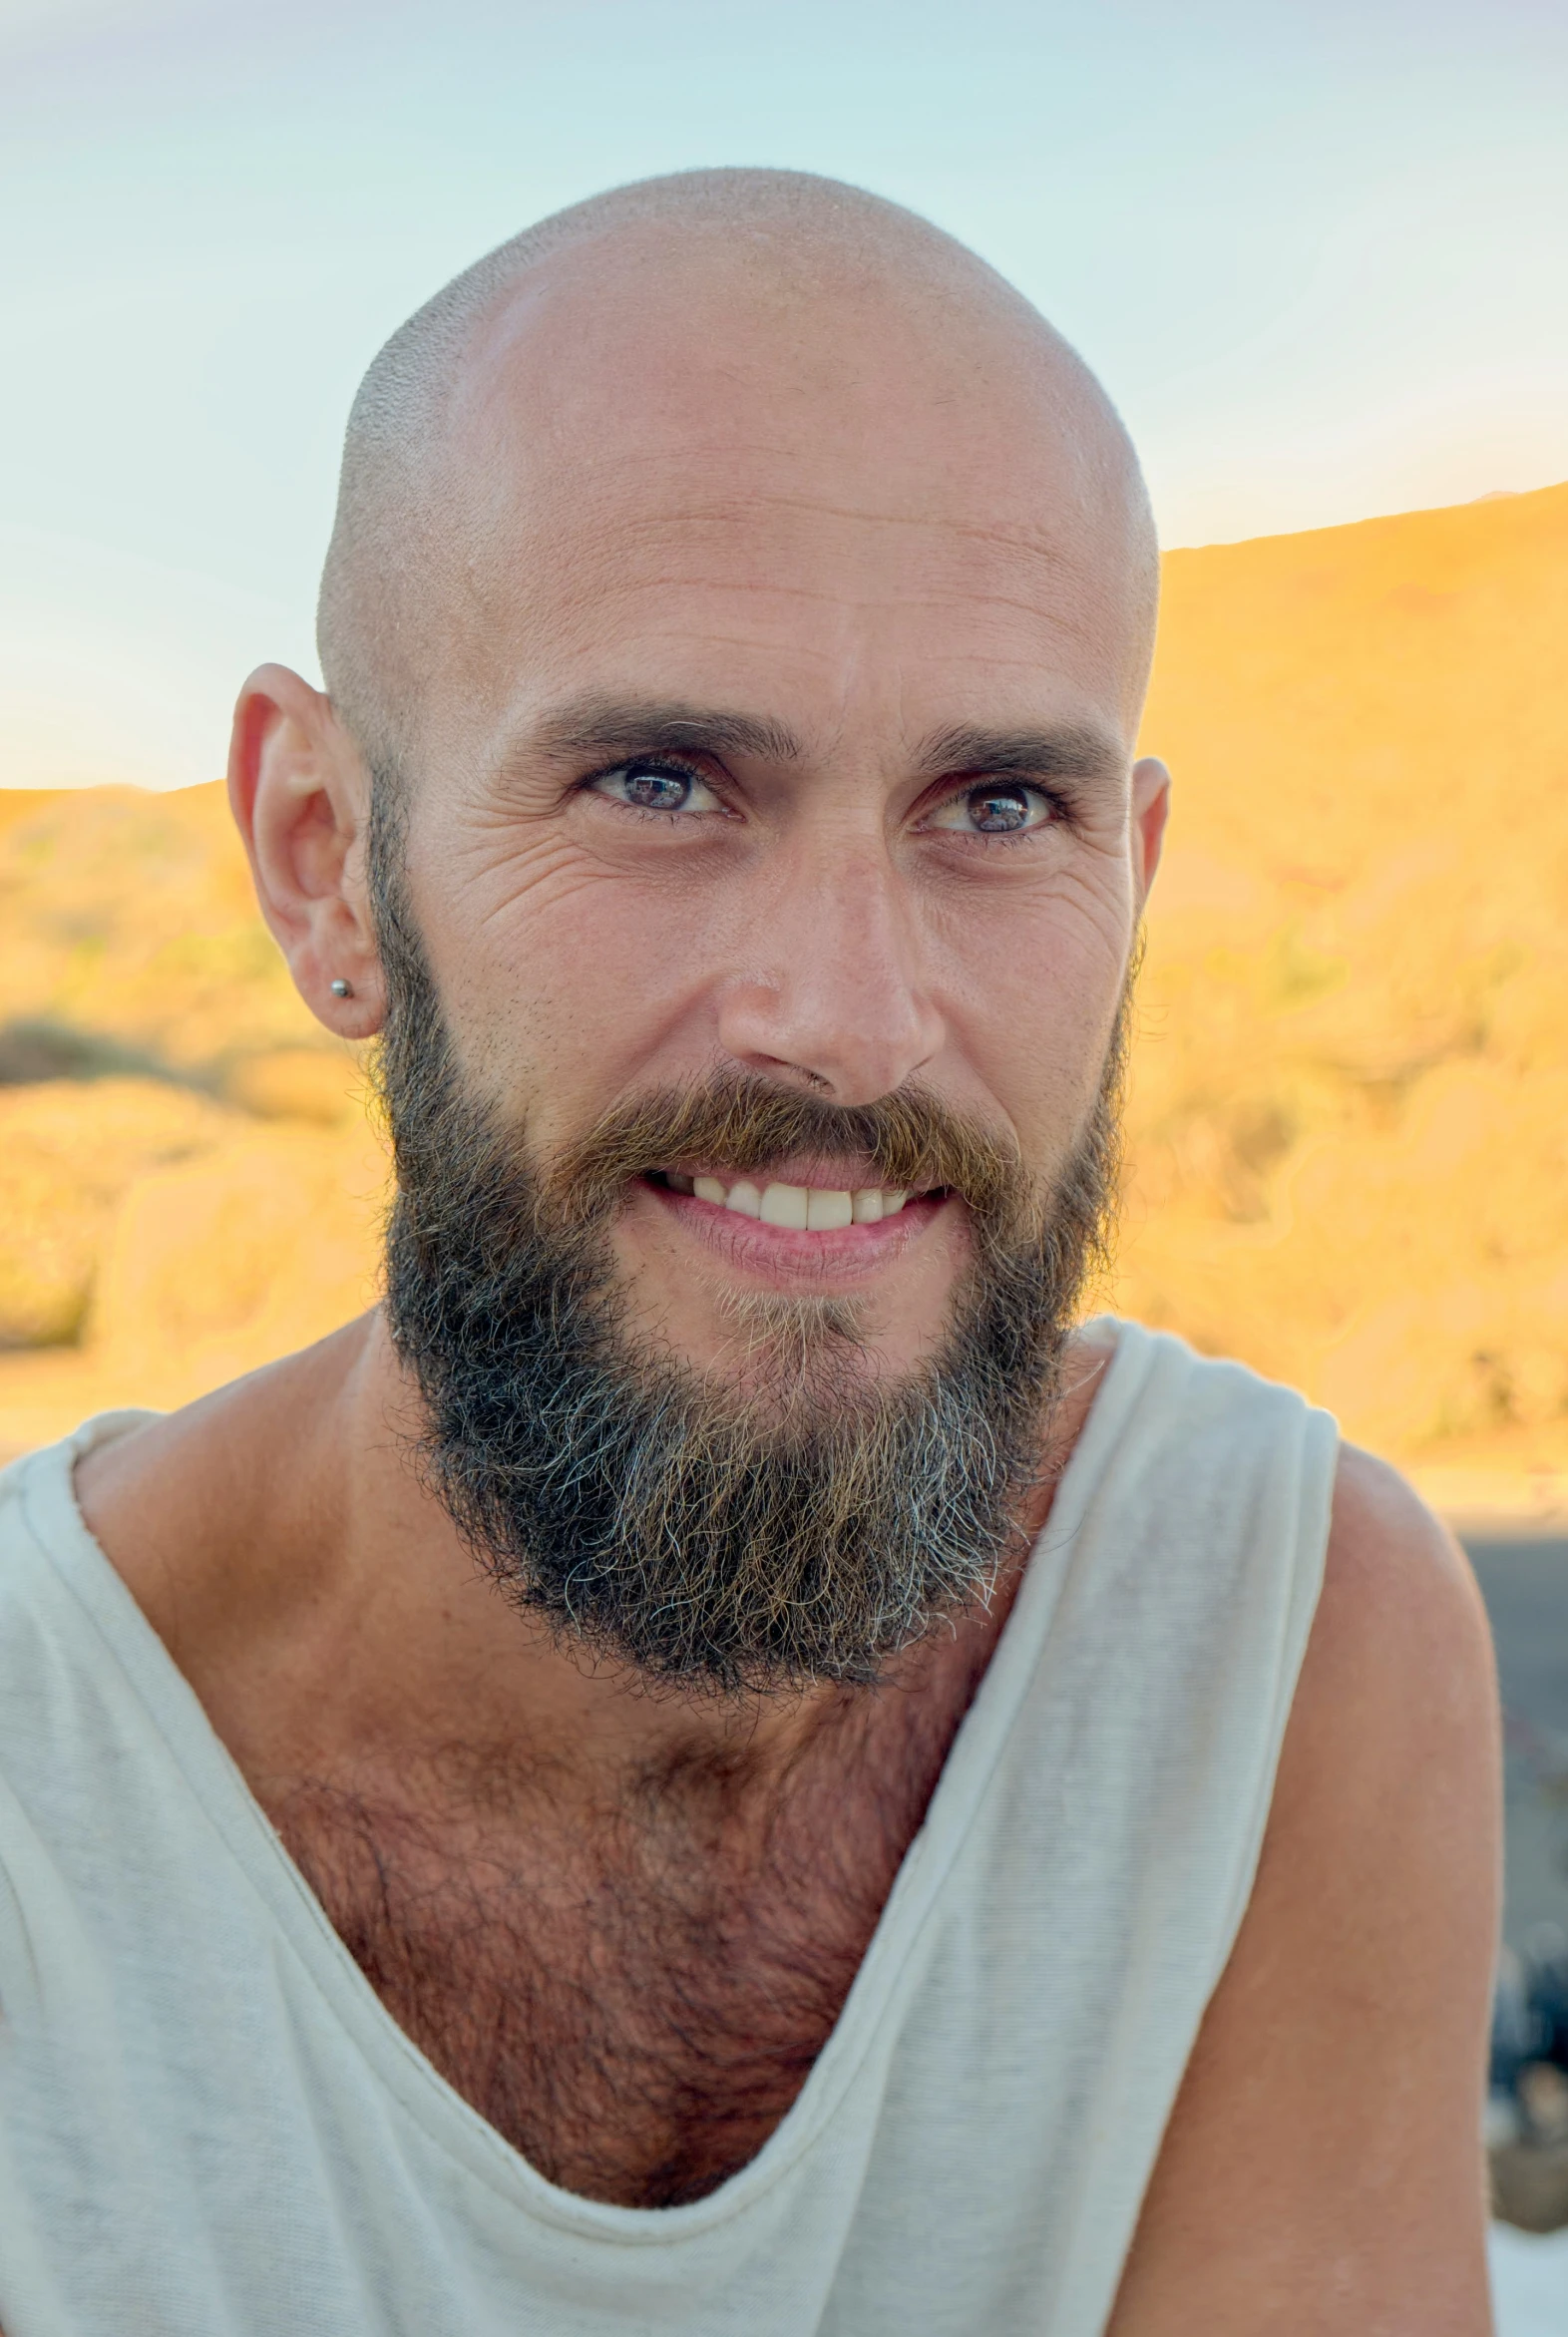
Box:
[591,759,724,816]
[969,787,1031,832]
[623,764,691,809]
[928,782,1052,836]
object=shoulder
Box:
[0,1432,111,1620]
[1108,1444,1500,2333]
[74,1324,371,1669]
[1264,1441,1499,2061]
[1288,1443,1497,1830]
[1324,1438,1483,1623]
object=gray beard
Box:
[370,799,1124,1696]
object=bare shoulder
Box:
[1308,1442,1495,1735]
[1281,1445,1498,1883]
[74,1321,371,1667]
[1107,1443,1501,2337]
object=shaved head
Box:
[246,168,1171,1688]
[317,167,1158,776]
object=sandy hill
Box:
[1123,480,1568,1503]
[2,480,1566,1501]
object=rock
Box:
[0,1078,242,1348]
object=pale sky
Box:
[4,0,1565,788]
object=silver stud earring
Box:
[329,978,354,999]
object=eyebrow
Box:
[521,694,805,770]
[514,695,1123,788]
[911,721,1125,786]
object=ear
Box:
[1130,756,1171,909]
[227,664,386,1038]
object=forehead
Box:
[418,242,1151,762]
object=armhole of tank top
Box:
[1205,1397,1341,1994]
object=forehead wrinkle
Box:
[502,510,1126,675]
[534,483,1131,616]
[559,484,1104,573]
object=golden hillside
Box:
[2,480,1566,1502]
[1122,482,1568,1501]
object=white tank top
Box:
[0,1322,1337,2337]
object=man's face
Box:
[382,238,1165,1399]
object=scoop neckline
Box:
[13,1318,1153,2247]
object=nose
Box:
[715,838,945,1105]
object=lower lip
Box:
[640,1178,949,1281]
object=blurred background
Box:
[3,0,1567,2296]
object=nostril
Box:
[715,971,941,1108]
[746,1053,836,1095]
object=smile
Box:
[656,1171,918,1230]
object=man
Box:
[0,171,1498,2333]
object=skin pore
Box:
[76,177,1498,2320]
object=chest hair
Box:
[268,1651,985,2209]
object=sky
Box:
[3,0,1565,789]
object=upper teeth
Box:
[666,1175,912,1229]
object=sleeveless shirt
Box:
[0,1321,1338,2337]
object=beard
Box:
[369,799,1126,1697]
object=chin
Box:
[678,1289,894,1419]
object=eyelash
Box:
[584,756,720,821]
[582,758,1067,840]
[932,783,1068,842]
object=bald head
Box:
[250,166,1171,1462]
[317,168,1157,775]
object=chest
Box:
[270,1682,971,2209]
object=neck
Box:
[78,1309,1077,1809]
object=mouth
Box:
[634,1162,955,1285]
[651,1168,926,1230]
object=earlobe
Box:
[227,664,387,1039]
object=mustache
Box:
[546,1071,1032,1238]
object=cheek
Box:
[939,872,1133,1142]
[417,826,735,1128]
